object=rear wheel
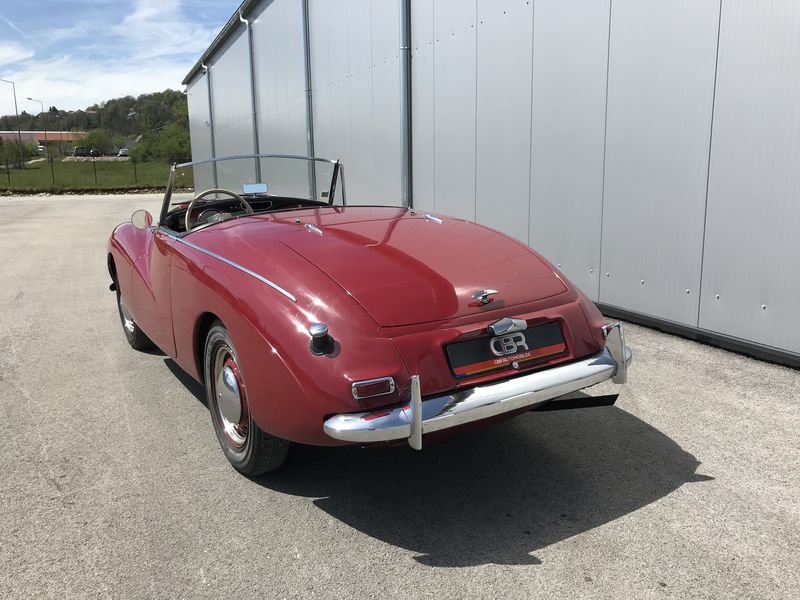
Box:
[116,289,154,350]
[204,323,289,475]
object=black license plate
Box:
[447,321,567,378]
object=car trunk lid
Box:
[278,215,567,327]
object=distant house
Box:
[0,131,85,145]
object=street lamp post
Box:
[28,97,54,184]
[0,77,25,168]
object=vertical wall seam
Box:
[473,0,479,221]
[696,0,724,328]
[399,0,413,207]
[527,0,536,247]
[432,1,436,213]
[241,11,261,182]
[302,0,316,197]
[346,1,353,168]
[204,65,218,186]
[596,0,613,302]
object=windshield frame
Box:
[160,153,346,227]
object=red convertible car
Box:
[108,154,632,475]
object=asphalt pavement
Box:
[0,193,798,599]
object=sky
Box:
[0,0,240,116]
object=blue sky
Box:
[0,0,239,115]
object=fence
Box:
[0,157,184,192]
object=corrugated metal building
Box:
[183,0,800,365]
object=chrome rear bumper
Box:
[323,322,632,449]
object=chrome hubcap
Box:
[119,298,135,333]
[213,348,249,449]
[217,365,242,424]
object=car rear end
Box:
[323,283,631,449]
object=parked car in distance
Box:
[118,148,130,157]
[73,146,87,157]
[36,144,46,154]
[89,148,101,157]
[108,154,632,475]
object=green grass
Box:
[0,159,176,193]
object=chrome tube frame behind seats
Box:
[323,322,632,449]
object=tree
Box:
[78,129,114,155]
[0,89,189,157]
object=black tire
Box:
[116,289,154,351]
[204,322,289,475]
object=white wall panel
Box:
[475,0,533,243]
[251,0,306,154]
[699,1,800,353]
[251,0,309,197]
[432,0,477,220]
[185,75,215,193]
[370,0,402,204]
[208,30,257,189]
[410,0,435,213]
[530,0,610,300]
[346,0,377,203]
[308,0,401,206]
[599,0,720,325]
[185,0,800,360]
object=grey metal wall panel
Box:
[347,0,377,203]
[184,0,800,360]
[185,75,215,193]
[308,1,342,169]
[529,0,610,300]
[474,0,533,243]
[599,0,720,325]
[432,0,477,220]
[251,0,309,196]
[410,0,435,213]
[369,0,402,204]
[308,0,401,206]
[208,30,257,189]
[698,1,800,354]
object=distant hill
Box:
[0,89,189,160]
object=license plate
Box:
[446,321,567,378]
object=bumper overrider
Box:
[324,322,633,450]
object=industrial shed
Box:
[183,0,800,366]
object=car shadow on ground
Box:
[256,405,712,568]
[160,361,711,567]
[163,358,206,406]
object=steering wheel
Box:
[185,188,254,232]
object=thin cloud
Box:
[0,42,34,68]
[0,13,43,48]
[0,0,234,111]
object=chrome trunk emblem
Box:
[490,333,529,357]
[487,317,527,336]
[472,289,498,305]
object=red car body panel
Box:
[108,205,607,446]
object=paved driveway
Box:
[0,194,798,599]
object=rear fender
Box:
[170,240,409,446]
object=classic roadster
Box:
[108,154,632,474]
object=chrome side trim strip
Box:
[424,214,443,224]
[171,235,297,302]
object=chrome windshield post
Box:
[160,163,177,225]
[339,165,347,206]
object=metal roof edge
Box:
[182,0,264,86]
